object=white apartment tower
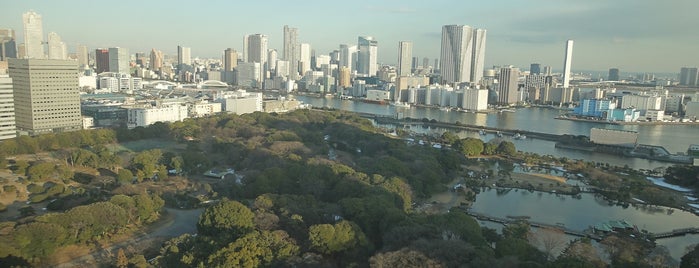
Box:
[299,43,311,76]
[177,45,191,66]
[562,40,574,88]
[77,45,88,67]
[22,11,44,59]
[357,36,378,76]
[0,76,16,140]
[497,66,520,105]
[8,59,82,135]
[398,41,412,77]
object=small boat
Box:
[513,133,526,140]
[496,131,503,137]
[439,107,450,112]
[479,130,486,135]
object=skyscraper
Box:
[357,36,378,76]
[268,49,277,73]
[679,67,698,86]
[224,48,238,71]
[108,47,129,74]
[245,34,268,82]
[339,44,357,73]
[0,29,17,60]
[47,32,67,60]
[76,45,88,67]
[177,45,191,66]
[149,48,163,71]
[608,68,620,81]
[0,75,16,140]
[440,25,487,84]
[530,63,541,75]
[562,40,574,88]
[299,43,311,75]
[497,66,520,105]
[8,59,82,135]
[283,25,299,79]
[22,11,44,59]
[471,28,487,84]
[95,48,109,73]
[398,41,412,76]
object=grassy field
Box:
[106,139,185,153]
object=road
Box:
[53,208,203,268]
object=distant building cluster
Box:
[0,10,697,141]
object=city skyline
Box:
[2,1,699,73]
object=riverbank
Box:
[555,116,699,125]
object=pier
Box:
[465,211,603,241]
[465,210,699,241]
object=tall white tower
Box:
[22,11,44,59]
[471,28,487,84]
[440,25,473,84]
[47,32,67,60]
[562,40,574,88]
[398,41,412,77]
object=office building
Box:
[76,45,88,67]
[8,59,82,135]
[339,44,357,73]
[283,25,299,79]
[223,48,237,71]
[0,29,17,60]
[177,45,191,66]
[339,66,351,88]
[22,11,44,59]
[126,104,188,129]
[398,41,412,76]
[245,34,268,81]
[95,48,109,73]
[47,32,67,60]
[608,68,620,81]
[357,36,378,76]
[497,66,520,104]
[562,40,574,88]
[149,48,163,71]
[679,67,698,86]
[0,76,16,140]
[236,62,261,87]
[108,47,129,74]
[530,63,541,75]
[440,25,487,84]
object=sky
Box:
[2,0,698,74]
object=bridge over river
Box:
[465,211,699,241]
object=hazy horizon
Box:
[2,0,698,74]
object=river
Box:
[296,95,698,170]
[295,95,699,261]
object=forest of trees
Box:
[0,109,696,267]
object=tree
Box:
[117,169,134,184]
[14,222,67,260]
[116,248,129,268]
[440,131,459,146]
[308,220,369,255]
[198,200,254,238]
[681,244,699,268]
[454,138,484,157]
[529,227,567,261]
[206,230,299,267]
[496,141,517,156]
[502,221,530,240]
[369,248,444,268]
